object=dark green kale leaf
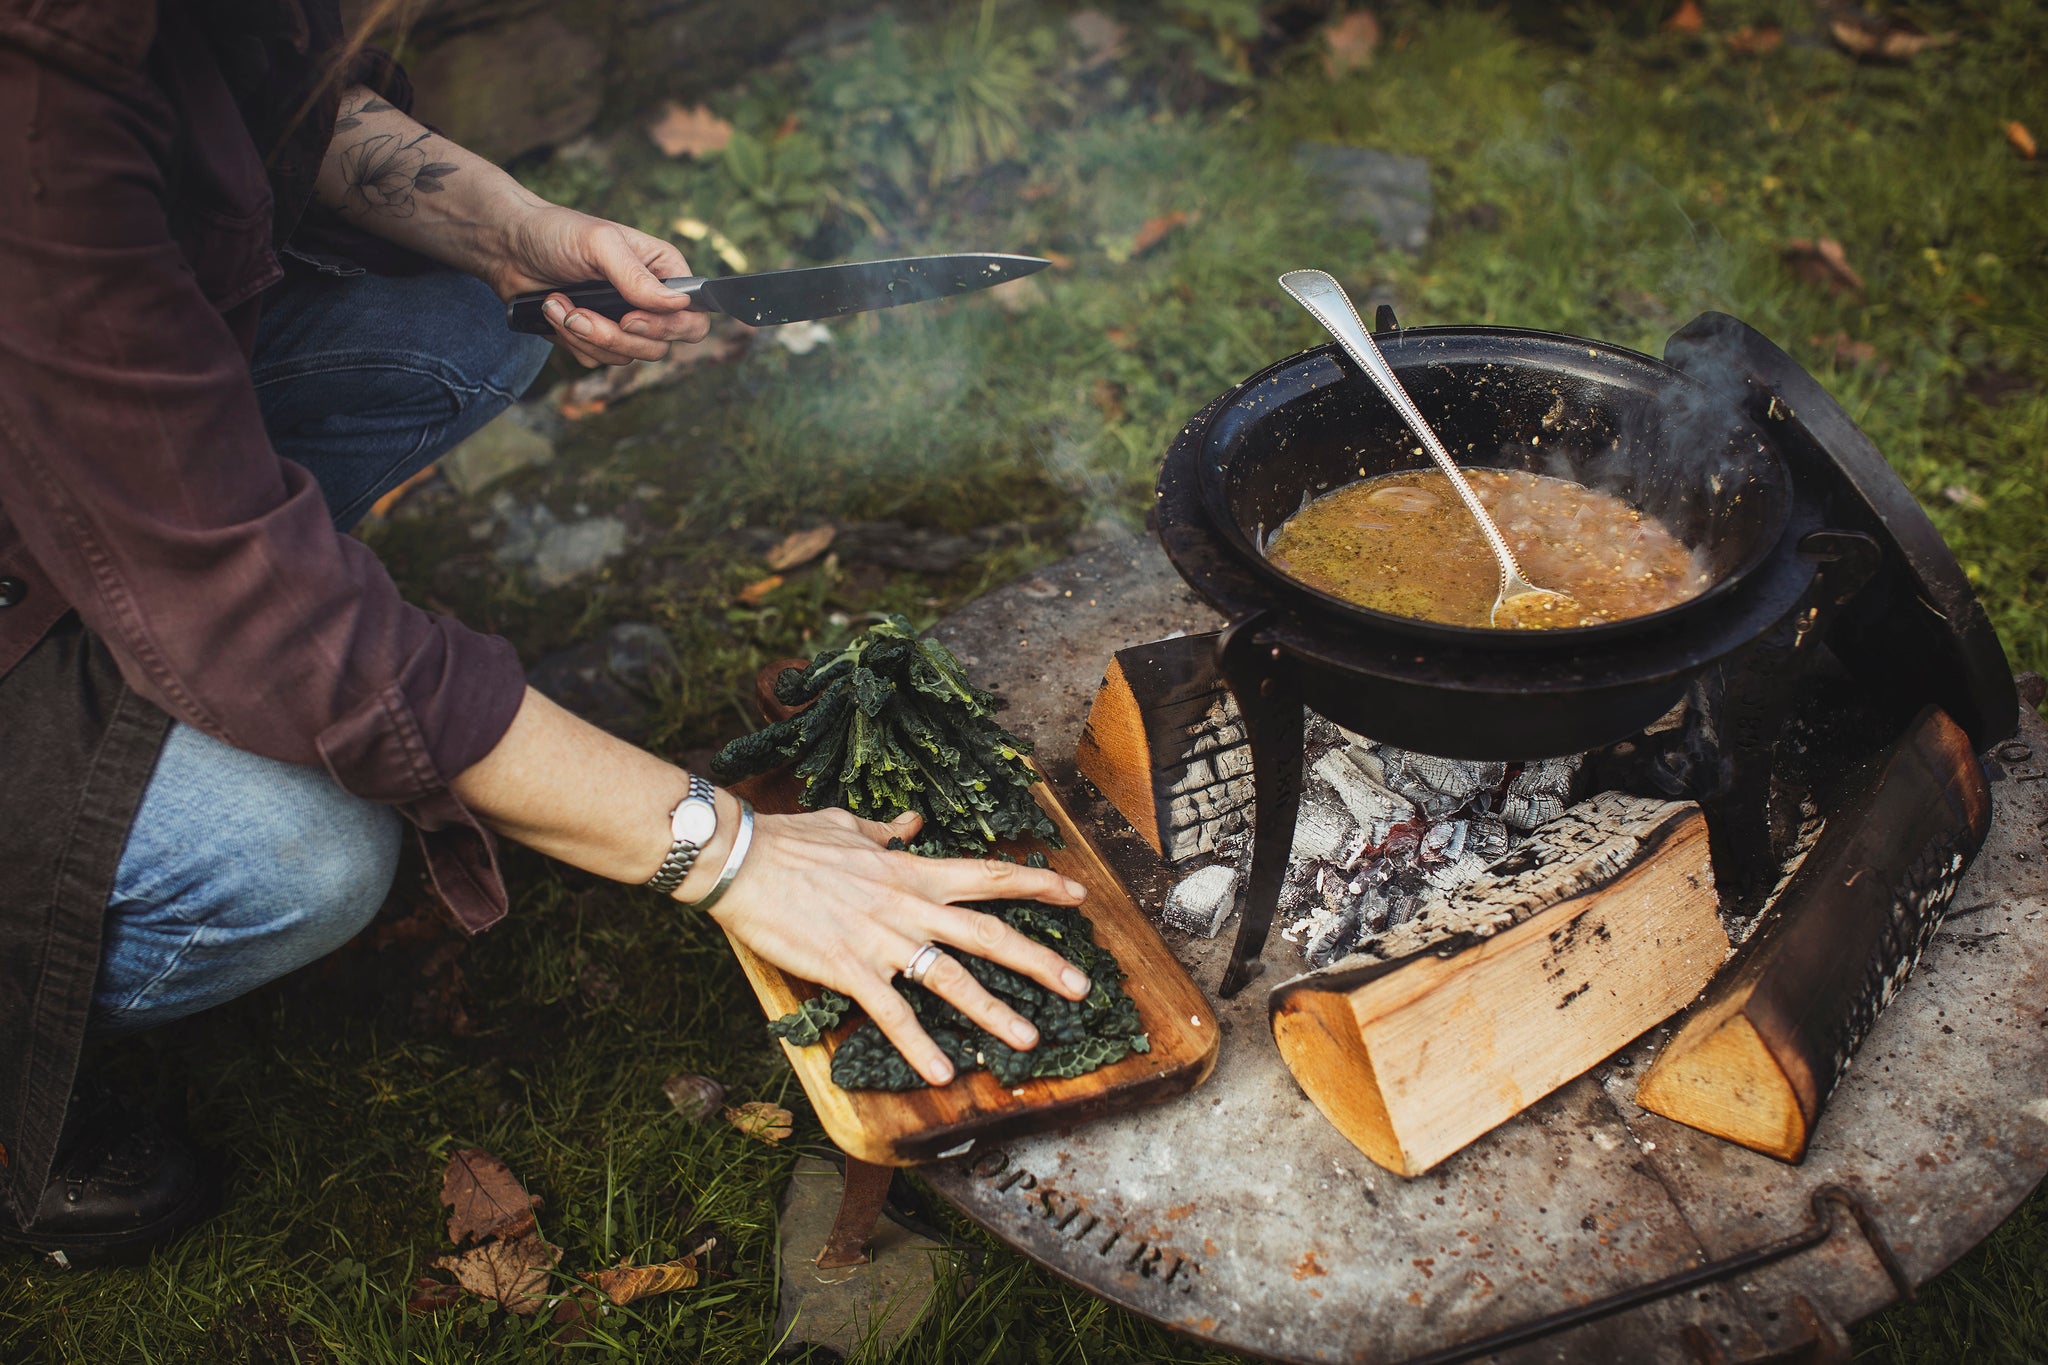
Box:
[767,989,852,1047]
[781,891,1150,1093]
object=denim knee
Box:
[92,725,407,1034]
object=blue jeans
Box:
[89,265,551,1036]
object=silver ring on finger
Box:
[901,941,944,987]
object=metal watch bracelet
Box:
[645,774,716,894]
[684,798,755,913]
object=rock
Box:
[407,12,603,163]
[440,412,556,497]
[526,622,677,737]
[1293,143,1433,252]
[1162,862,1239,938]
[774,1157,942,1358]
[530,516,628,588]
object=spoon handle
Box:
[1277,270,1530,598]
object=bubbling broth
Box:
[1266,468,1708,629]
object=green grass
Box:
[4,3,2044,1361]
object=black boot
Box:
[0,1094,215,1268]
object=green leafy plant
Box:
[710,614,1060,856]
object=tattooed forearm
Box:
[332,96,459,219]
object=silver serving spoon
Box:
[1278,270,1576,628]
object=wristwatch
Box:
[646,774,718,894]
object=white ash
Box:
[1162,862,1240,937]
[1274,718,1587,967]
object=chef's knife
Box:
[506,252,1049,335]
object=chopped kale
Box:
[711,615,1060,857]
[768,887,1151,1092]
[766,989,852,1047]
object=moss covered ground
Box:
[3,2,2043,1361]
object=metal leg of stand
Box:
[816,1155,895,1269]
[1217,612,1304,1000]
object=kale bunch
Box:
[711,615,1060,857]
[768,861,1150,1091]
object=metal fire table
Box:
[915,536,2048,1365]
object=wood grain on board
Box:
[720,662,1219,1167]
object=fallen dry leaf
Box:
[1783,237,1866,297]
[407,1277,465,1315]
[442,1148,540,1246]
[1810,331,1887,371]
[736,575,784,606]
[2007,120,2037,159]
[1092,378,1126,425]
[550,1289,602,1345]
[1726,24,1780,54]
[1067,9,1127,67]
[1663,0,1703,34]
[662,1073,726,1121]
[1322,10,1381,76]
[724,1100,794,1145]
[435,1232,562,1316]
[556,325,750,420]
[766,525,836,572]
[646,101,733,158]
[1828,14,1953,60]
[1943,484,1988,510]
[368,463,439,519]
[1042,249,1076,271]
[1104,326,1136,351]
[1132,210,1192,256]
[583,1256,700,1306]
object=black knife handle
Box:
[505,277,709,334]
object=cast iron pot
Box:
[1156,321,1831,760]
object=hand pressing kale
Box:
[768,855,1149,1092]
[713,616,1060,857]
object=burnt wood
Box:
[1633,706,1993,1162]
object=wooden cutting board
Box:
[719,664,1219,1166]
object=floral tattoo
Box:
[334,97,459,218]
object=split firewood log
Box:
[1271,792,1727,1177]
[1633,706,1990,1162]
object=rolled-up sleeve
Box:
[0,49,524,925]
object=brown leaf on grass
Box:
[406,1277,465,1314]
[1132,210,1191,256]
[2007,121,2037,159]
[736,575,784,606]
[1092,378,1126,425]
[442,1148,540,1246]
[1068,9,1127,68]
[582,1256,700,1306]
[724,1100,794,1144]
[1104,326,1136,351]
[662,1073,726,1121]
[766,525,837,572]
[1726,24,1780,54]
[367,463,439,519]
[646,101,733,158]
[1827,14,1953,60]
[550,1288,603,1344]
[1782,237,1866,297]
[1810,331,1888,372]
[434,1233,562,1316]
[1321,10,1380,76]
[1041,249,1076,271]
[556,325,751,420]
[1662,0,1703,34]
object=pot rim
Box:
[1191,328,1795,649]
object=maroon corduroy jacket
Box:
[0,0,528,930]
[0,0,528,1224]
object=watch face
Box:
[673,797,718,847]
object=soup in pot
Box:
[1265,468,1707,629]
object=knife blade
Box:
[505,252,1049,335]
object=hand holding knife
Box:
[507,252,1051,335]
